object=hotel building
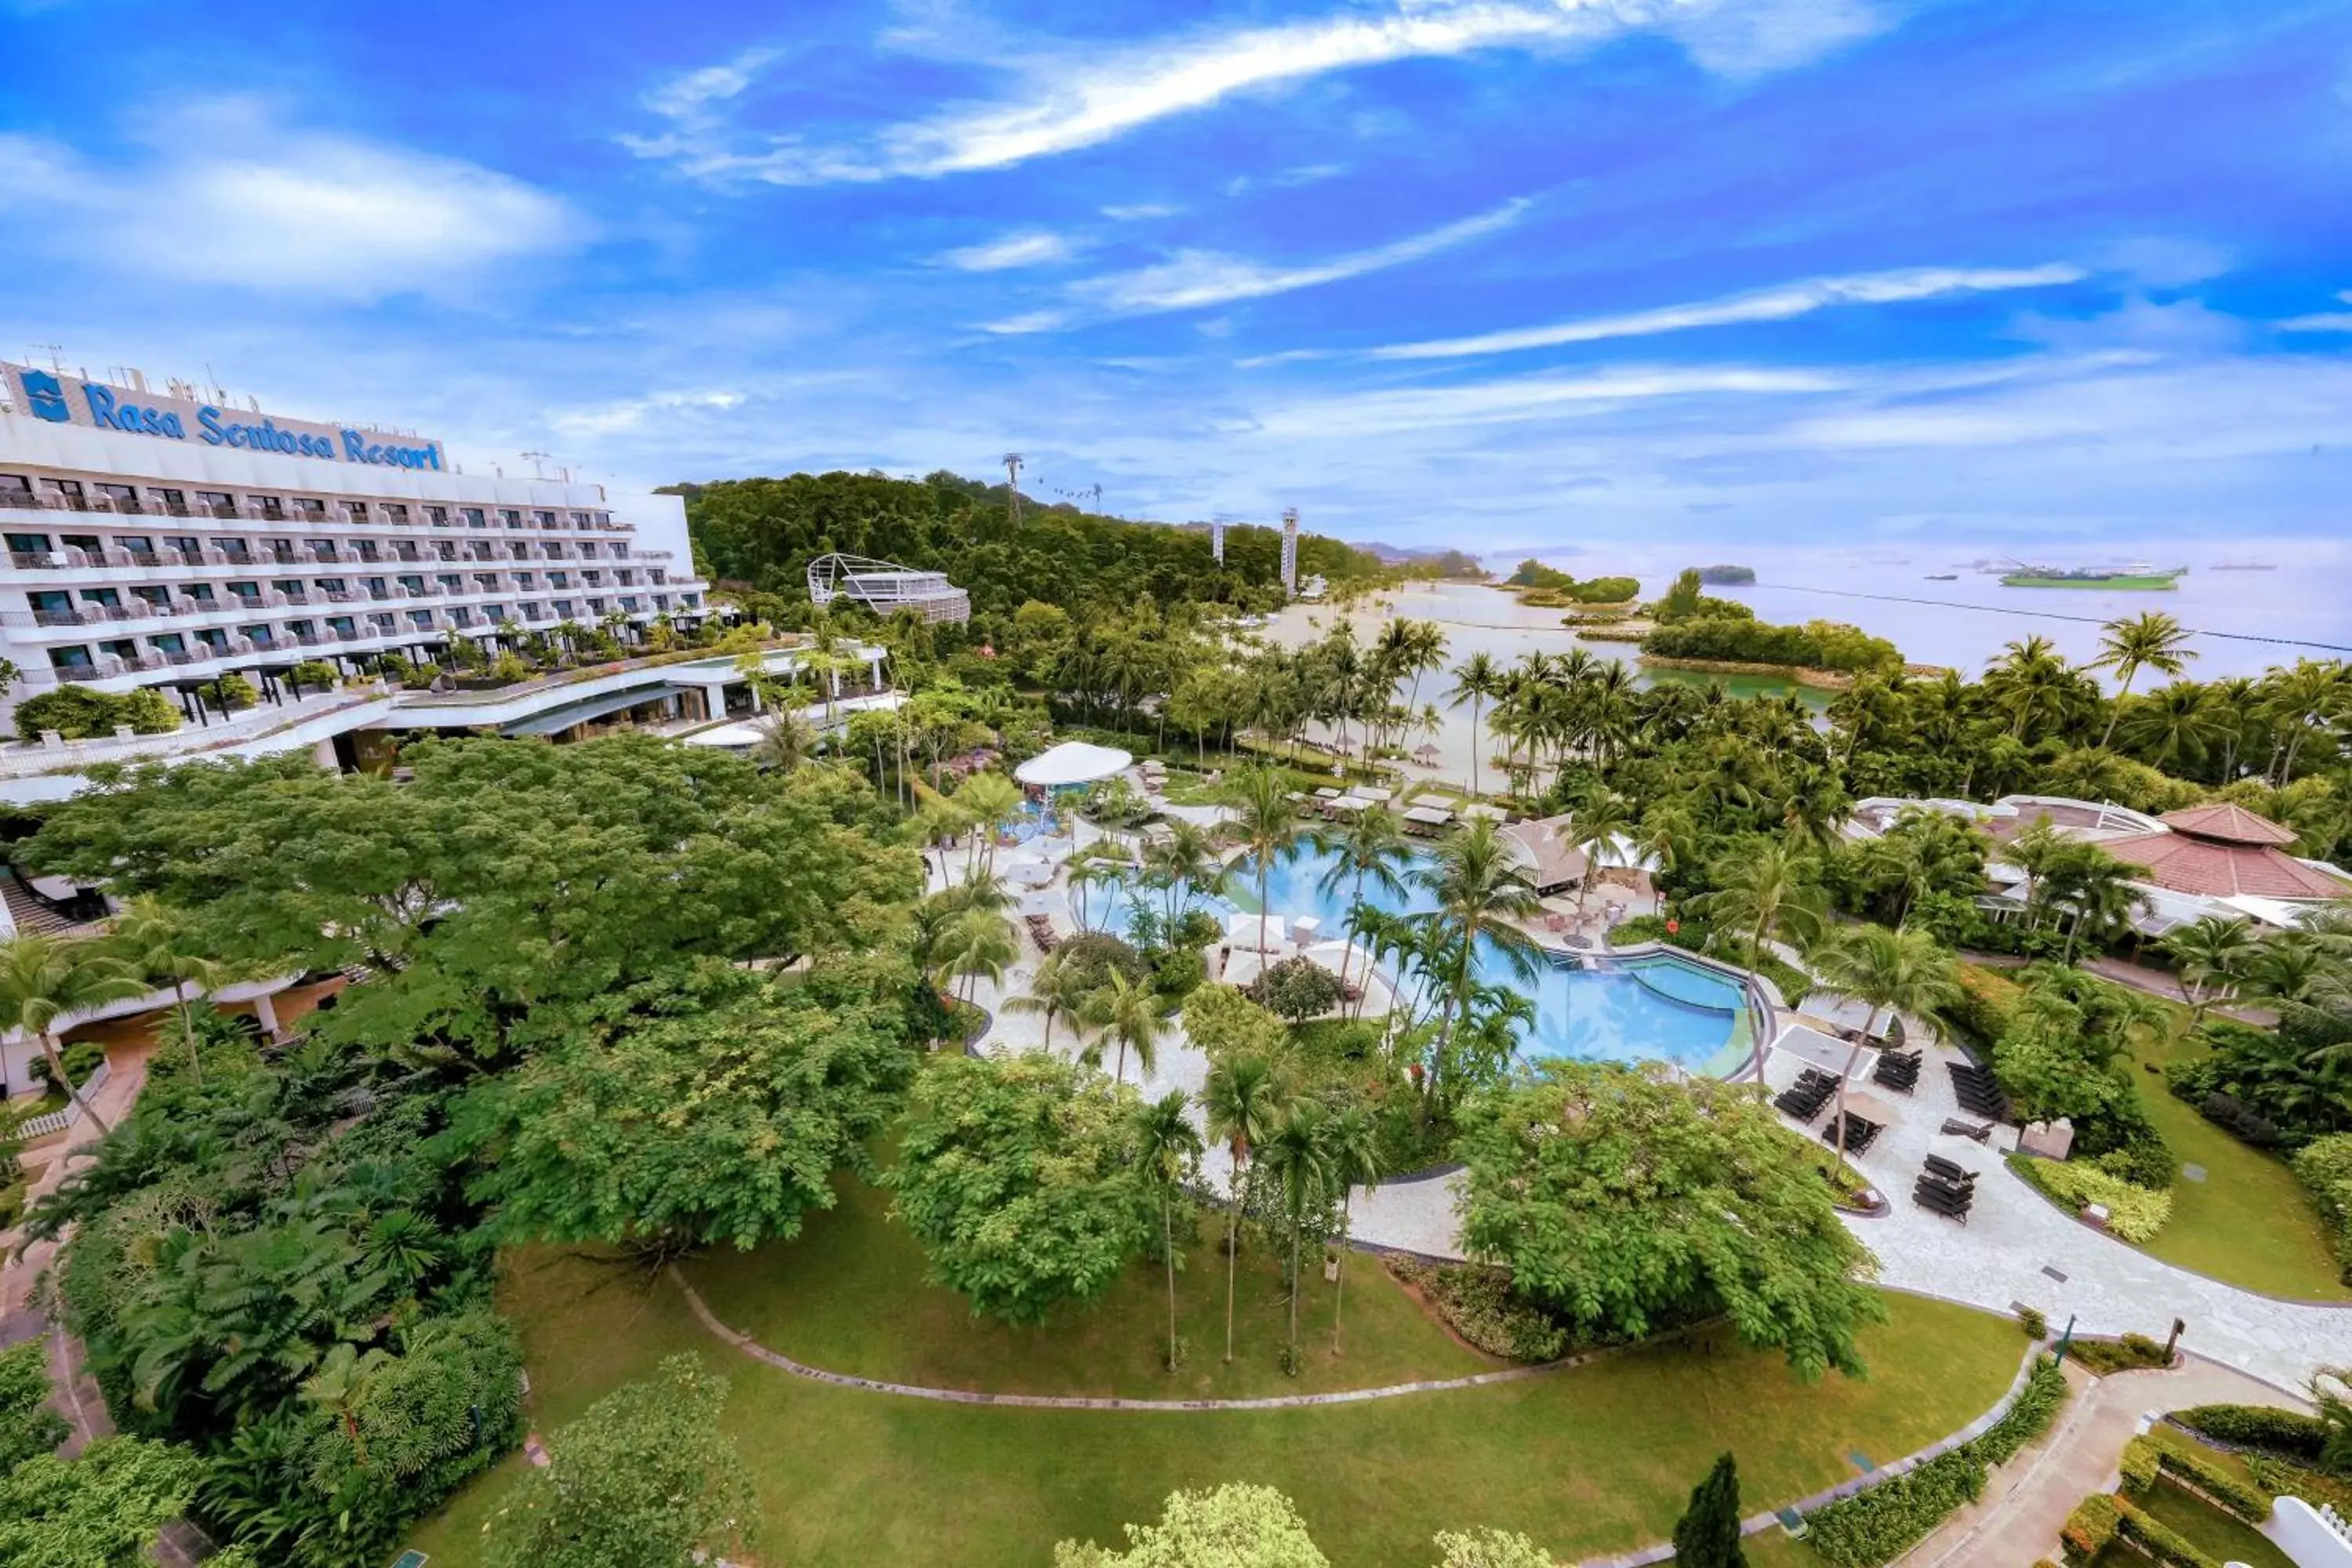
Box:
[0,360,893,806]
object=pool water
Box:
[1080,843,1749,1074]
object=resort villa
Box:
[1846,792,2352,937]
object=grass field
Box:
[405,1203,2027,1566]
[1959,965,2348,1301]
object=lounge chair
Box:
[1940,1117,1993,1142]
[1922,1154,1977,1186]
[1911,1180,1971,1224]
[1821,1112,1882,1156]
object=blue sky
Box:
[4,0,2350,556]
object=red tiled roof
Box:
[2157,801,2299,847]
[2106,831,2352,901]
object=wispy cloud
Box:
[1102,202,1181,221]
[1345,263,2089,361]
[624,0,1889,185]
[977,309,1070,336]
[0,98,582,300]
[1247,365,1847,437]
[935,230,1080,270]
[2278,293,2352,333]
[1074,198,1531,317]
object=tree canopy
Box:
[1454,1062,1885,1379]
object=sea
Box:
[1260,538,2352,791]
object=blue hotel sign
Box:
[7,364,445,470]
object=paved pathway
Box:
[1900,1357,2302,1567]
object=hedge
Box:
[1802,1356,2069,1567]
[2060,1493,2121,1563]
[2171,1404,2328,1462]
[2116,1496,2224,1568]
[2292,1133,2352,1284]
[2006,1155,2172,1243]
[13,683,180,742]
[2141,1433,2272,1520]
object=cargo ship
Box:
[1998,561,2187,590]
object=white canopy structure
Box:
[1225,913,1288,953]
[1014,741,1133,789]
[1769,1022,1880,1083]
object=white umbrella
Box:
[1838,1089,1899,1125]
[1929,1134,1999,1175]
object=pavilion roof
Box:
[2158,801,2299,846]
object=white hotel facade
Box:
[0,361,714,712]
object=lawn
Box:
[1960,965,2348,1301]
[406,1243,2029,1567]
[682,1175,1490,1399]
[2104,1479,2295,1568]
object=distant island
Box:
[1504,559,1639,606]
[1352,541,1487,579]
[1697,564,1756,585]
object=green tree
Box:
[1432,1529,1556,1566]
[1055,1482,1330,1567]
[0,1436,206,1567]
[1671,1452,1747,1568]
[1806,924,1961,1167]
[0,1338,67,1473]
[1082,966,1171,1087]
[0,933,150,1134]
[1413,816,1541,1105]
[886,1052,1157,1323]
[1134,1091,1203,1372]
[1260,1098,1335,1371]
[104,898,230,1087]
[1566,792,1635,924]
[2093,612,2197,747]
[2163,915,2255,1022]
[1455,1061,1885,1379]
[1225,764,1305,961]
[1323,1101,1385,1356]
[1690,844,1826,1088]
[456,965,917,1254]
[1447,651,1504,799]
[1315,805,1411,999]
[1203,1052,1294,1364]
[483,1355,755,1568]
[1007,946,1093,1051]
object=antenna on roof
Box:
[27,344,64,373]
[1002,452,1025,524]
[521,451,554,480]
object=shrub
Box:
[204,673,258,711]
[1059,933,1149,993]
[1246,956,1344,1024]
[1805,1357,2069,1566]
[1384,1258,1569,1363]
[2068,1333,2171,1375]
[13,684,183,742]
[2292,1134,2352,1284]
[2198,1091,2284,1149]
[2173,1404,2328,1461]
[2115,1496,2223,1568]
[287,659,338,692]
[2008,1155,2172,1243]
[2060,1494,2121,1563]
[2145,1432,2272,1520]
[2119,1435,2161,1494]
[2018,1305,2048,1341]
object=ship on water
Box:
[1998,560,2187,590]
[2212,561,2278,572]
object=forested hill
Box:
[670,470,1383,620]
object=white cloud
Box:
[1075,198,1530,315]
[625,0,1892,185]
[977,310,1071,335]
[935,230,1080,270]
[0,100,582,300]
[1357,263,2088,360]
[2278,312,2352,333]
[1102,202,1181,221]
[1248,365,1846,437]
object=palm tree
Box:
[1142,818,1225,931]
[1412,817,1541,1104]
[1806,924,1960,1168]
[1322,1102,1385,1358]
[1082,967,1169,1087]
[2119,681,2220,774]
[1224,764,1304,962]
[2046,841,2151,963]
[1860,808,1986,927]
[1314,806,1410,999]
[2162,915,2253,1022]
[107,898,228,1087]
[1987,636,2083,742]
[0,933,152,1135]
[1994,818,2071,930]
[1004,947,1090,1050]
[748,709,818,771]
[1566,792,1636,925]
[1259,1098,1334,1371]
[1446,652,1503,798]
[1066,859,1122,934]
[2092,612,2197,747]
[942,906,1016,1009]
[1690,844,1827,1087]
[953,771,1025,877]
[1203,1054,1292,1364]
[1133,1090,1203,1374]
[301,1342,395,1468]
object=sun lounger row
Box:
[1913,1174,1973,1223]
[1947,1061,2012,1122]
[1773,1069,1838,1123]
[1820,1112,1882,1156]
[1872,1049,1922,1093]
[1940,1116,1992,1142]
[1023,914,1060,953]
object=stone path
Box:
[1900,1357,2302,1567]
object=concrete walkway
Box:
[1900,1357,2303,1567]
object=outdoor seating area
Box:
[1947,1059,2013,1123]
[1911,1138,1989,1224]
[1821,1110,1883,1156]
[1773,1067,1838,1123]
[1872,1047,1922,1094]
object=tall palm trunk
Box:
[172,979,202,1087]
[42,1033,107,1135]
[1330,1199,1352,1356]
[1163,1191,1178,1372]
[1749,914,1774,1091]
[1831,1007,1880,1171]
[1223,1152,1246,1364]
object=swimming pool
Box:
[1080,842,1752,1075]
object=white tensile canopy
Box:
[1769,1022,1881,1083]
[1225,913,1288,953]
[1014,741,1133,789]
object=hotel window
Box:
[484,603,509,623]
[78,588,122,608]
[369,613,397,633]
[551,599,574,619]
[328,616,357,637]
[619,596,639,612]
[183,585,217,605]
[0,475,34,508]
[243,624,273,646]
[195,491,235,517]
[264,539,296,564]
[434,542,457,561]
[548,571,569,590]
[570,511,592,528]
[228,582,263,604]
[354,540,381,563]
[507,542,530,561]
[292,497,325,517]
[653,593,670,611]
[118,535,158,564]
[196,628,229,652]
[582,571,602,587]
[424,506,449,525]
[152,633,187,656]
[397,575,426,594]
[466,543,492,561]
[392,541,420,562]
[514,572,537,590]
[255,495,285,519]
[148,488,187,515]
[60,534,101,556]
[342,501,369,522]
[649,569,666,585]
[520,602,545,621]
[27,590,71,619]
[316,578,348,597]
[461,507,486,528]
[586,597,605,615]
[100,638,136,662]
[382,504,408,522]
[681,593,700,608]
[95,482,139,511]
[5,532,51,557]
[211,537,253,561]
[437,574,462,593]
[42,478,86,505]
[616,570,635,586]
[408,609,434,630]
[307,539,338,562]
[287,620,315,641]
[363,577,390,599]
[449,607,474,628]
[132,586,172,610]
[499,509,523,528]
[474,572,499,593]
[47,646,95,674]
